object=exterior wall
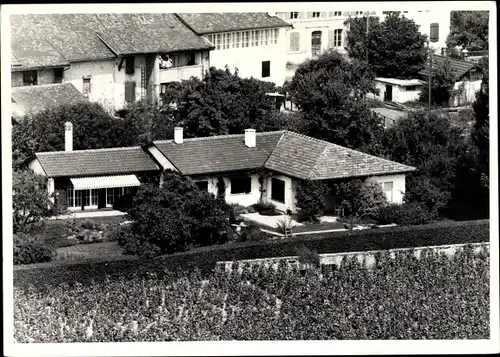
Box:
[371,173,406,204]
[206,27,288,86]
[28,158,46,176]
[11,72,23,87]
[265,174,297,213]
[371,81,423,103]
[223,174,261,207]
[113,54,147,111]
[38,68,56,84]
[451,79,482,107]
[64,59,115,112]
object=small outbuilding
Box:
[371,78,425,104]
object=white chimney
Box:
[65,122,73,152]
[174,127,183,144]
[245,129,256,148]
[267,11,277,17]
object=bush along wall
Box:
[14,219,489,290]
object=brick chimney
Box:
[245,129,256,148]
[174,127,183,144]
[65,122,73,152]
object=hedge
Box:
[14,219,489,290]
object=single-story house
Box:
[24,123,161,211]
[146,128,417,213]
[369,78,425,104]
[419,54,483,107]
[11,83,90,118]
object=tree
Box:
[446,11,489,51]
[118,170,233,256]
[382,110,465,215]
[345,12,428,78]
[287,50,384,154]
[295,180,328,222]
[157,67,290,138]
[333,178,387,219]
[419,59,458,107]
[12,102,136,169]
[13,170,53,233]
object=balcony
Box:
[159,64,203,83]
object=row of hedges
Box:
[14,219,489,290]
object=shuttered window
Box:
[430,23,439,42]
[126,56,135,75]
[125,81,136,102]
[289,32,300,52]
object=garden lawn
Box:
[54,241,125,262]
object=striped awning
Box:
[70,174,141,190]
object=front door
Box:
[385,85,393,101]
[98,188,107,209]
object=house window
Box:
[333,29,343,47]
[90,189,98,206]
[54,68,63,83]
[406,85,418,91]
[22,71,37,86]
[126,56,135,75]
[290,12,299,19]
[187,52,195,66]
[195,181,209,191]
[263,29,269,45]
[83,78,91,97]
[67,184,74,207]
[235,32,241,48]
[271,178,285,203]
[107,187,123,205]
[382,181,393,202]
[125,81,136,102]
[289,32,300,52]
[430,23,439,42]
[82,189,90,207]
[312,12,321,18]
[216,34,222,50]
[222,33,227,49]
[311,31,322,57]
[230,177,252,194]
[262,60,271,78]
[334,11,342,16]
[274,29,279,44]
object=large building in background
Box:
[176,12,291,86]
[10,14,213,113]
[275,7,452,82]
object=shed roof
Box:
[374,78,425,86]
[419,54,477,79]
[176,13,291,34]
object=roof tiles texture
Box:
[153,131,416,180]
[176,13,291,34]
[35,147,160,177]
[419,54,476,79]
[10,13,211,69]
[11,83,89,115]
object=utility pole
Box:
[366,13,370,63]
[428,41,432,109]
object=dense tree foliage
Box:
[446,11,489,51]
[333,178,387,219]
[12,102,135,170]
[294,180,328,222]
[286,50,384,154]
[13,170,54,233]
[117,171,233,257]
[345,13,428,78]
[419,58,458,107]
[382,111,465,215]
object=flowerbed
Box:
[14,246,489,341]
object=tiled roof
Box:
[176,13,291,34]
[153,131,416,179]
[11,83,89,116]
[10,13,211,65]
[10,36,71,71]
[153,132,284,175]
[419,54,476,79]
[35,147,160,178]
[264,132,416,180]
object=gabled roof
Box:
[419,54,477,79]
[264,132,415,180]
[11,83,89,116]
[33,147,160,178]
[10,13,211,66]
[152,131,416,180]
[153,131,284,175]
[176,13,291,34]
[10,36,71,71]
[374,78,425,87]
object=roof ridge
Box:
[153,130,286,144]
[36,146,144,155]
[12,83,74,90]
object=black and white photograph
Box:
[1,1,498,355]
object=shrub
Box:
[113,195,134,212]
[13,233,53,265]
[238,223,268,242]
[377,202,433,226]
[334,178,387,219]
[260,209,282,216]
[251,202,276,213]
[295,180,328,222]
[295,245,321,268]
